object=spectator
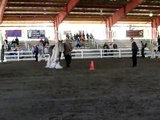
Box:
[43,37,49,47]
[4,39,8,44]
[63,39,73,68]
[103,42,109,56]
[33,45,39,62]
[157,35,160,52]
[141,41,147,58]
[89,33,94,40]
[1,45,5,62]
[86,33,89,40]
[131,38,139,67]
[15,37,19,46]
[113,43,118,49]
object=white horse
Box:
[146,42,158,59]
[45,42,63,69]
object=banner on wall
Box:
[126,30,143,37]
[27,30,45,39]
[5,30,22,37]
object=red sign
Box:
[126,30,143,37]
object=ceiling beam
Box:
[0,0,8,23]
[107,0,144,27]
[54,0,79,27]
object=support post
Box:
[103,0,144,41]
[104,19,112,42]
[54,0,79,42]
[0,0,8,23]
[109,0,144,26]
[151,18,160,41]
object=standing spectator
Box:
[76,39,81,48]
[157,35,160,52]
[33,45,39,62]
[4,34,8,44]
[1,45,5,62]
[15,37,19,46]
[82,31,85,40]
[141,41,146,58]
[63,39,73,68]
[131,38,139,67]
[89,33,94,40]
[4,38,8,44]
[66,33,69,39]
[74,33,81,48]
[86,33,89,40]
[43,37,49,47]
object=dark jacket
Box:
[64,40,73,56]
[132,42,139,52]
[33,45,39,54]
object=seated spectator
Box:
[103,42,109,56]
[15,37,19,46]
[43,37,49,47]
[103,42,109,49]
[76,39,81,48]
[113,43,118,49]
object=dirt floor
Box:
[0,58,160,120]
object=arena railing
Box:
[0,48,156,62]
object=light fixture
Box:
[100,9,103,15]
[149,12,153,17]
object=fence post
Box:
[119,48,121,58]
[100,49,103,58]
[17,51,20,61]
[81,50,84,59]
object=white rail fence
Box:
[0,48,159,62]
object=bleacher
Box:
[95,39,154,49]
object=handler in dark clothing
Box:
[1,45,5,62]
[131,38,139,67]
[158,35,160,52]
[63,39,73,68]
[33,45,39,62]
[141,41,146,58]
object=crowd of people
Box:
[1,37,20,62]
[32,36,50,62]
[102,42,118,56]
[3,37,20,51]
[65,31,94,48]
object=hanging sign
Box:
[126,30,143,37]
[5,30,22,37]
[27,30,45,39]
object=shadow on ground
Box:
[0,58,160,120]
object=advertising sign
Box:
[27,30,45,39]
[5,30,22,37]
[126,30,143,37]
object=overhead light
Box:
[149,12,153,17]
[100,9,103,15]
